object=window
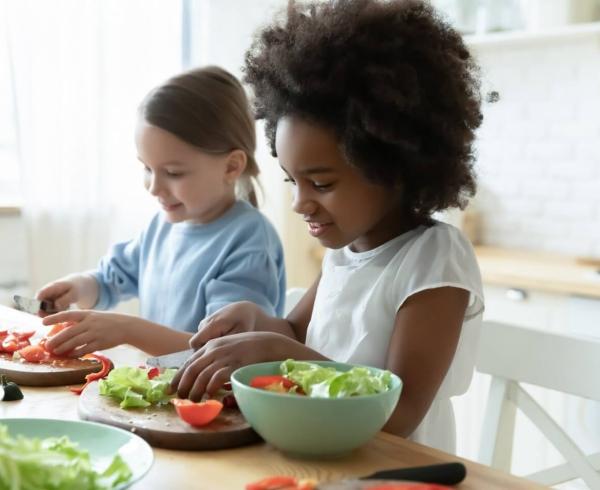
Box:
[0,33,20,207]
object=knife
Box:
[248,463,467,489]
[13,295,57,315]
[145,348,194,368]
[316,463,466,489]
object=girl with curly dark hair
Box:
[172,0,484,453]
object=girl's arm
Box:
[189,274,321,348]
[382,286,469,437]
[42,310,193,357]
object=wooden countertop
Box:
[2,379,546,490]
[0,303,545,490]
[475,246,600,299]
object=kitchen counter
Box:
[0,306,545,490]
[475,246,600,299]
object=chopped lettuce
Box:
[98,367,177,409]
[280,359,392,398]
[0,424,131,490]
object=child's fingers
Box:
[191,318,235,349]
[205,366,232,396]
[186,360,226,402]
[173,351,214,400]
[36,282,75,311]
[68,341,102,358]
[42,310,88,326]
[169,347,204,393]
[49,330,94,356]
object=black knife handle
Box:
[363,462,466,485]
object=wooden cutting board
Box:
[78,382,261,450]
[0,354,103,387]
[0,304,104,386]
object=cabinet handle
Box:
[506,288,528,301]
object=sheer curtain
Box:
[5,0,182,293]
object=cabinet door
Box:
[482,285,567,332]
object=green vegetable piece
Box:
[0,374,24,401]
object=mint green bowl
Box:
[231,361,402,458]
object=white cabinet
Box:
[482,285,568,333]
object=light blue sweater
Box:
[91,201,286,333]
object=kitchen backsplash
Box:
[471,32,600,258]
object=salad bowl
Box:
[231,360,402,458]
[0,418,153,489]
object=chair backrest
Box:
[284,287,307,317]
[476,321,600,489]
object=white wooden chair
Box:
[284,287,307,317]
[476,321,600,489]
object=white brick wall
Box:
[472,34,600,257]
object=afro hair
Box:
[244,0,482,221]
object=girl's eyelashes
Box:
[313,182,332,191]
[283,177,333,191]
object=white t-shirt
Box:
[305,221,484,453]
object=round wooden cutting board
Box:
[78,382,261,450]
[0,354,103,387]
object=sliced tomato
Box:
[69,353,112,395]
[147,367,160,379]
[16,344,49,363]
[47,322,73,337]
[245,476,316,490]
[250,375,298,392]
[1,334,31,353]
[245,476,299,490]
[171,399,223,427]
[13,330,35,340]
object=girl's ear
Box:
[224,149,247,183]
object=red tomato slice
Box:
[245,476,299,490]
[147,367,160,379]
[47,322,73,337]
[1,334,31,353]
[250,375,297,391]
[16,344,49,363]
[170,399,223,427]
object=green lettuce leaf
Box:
[0,424,131,490]
[280,359,392,398]
[98,367,177,409]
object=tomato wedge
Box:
[171,399,223,427]
[245,476,316,490]
[250,375,299,393]
[16,344,49,363]
[47,322,74,337]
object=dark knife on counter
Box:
[247,463,467,489]
[317,463,467,489]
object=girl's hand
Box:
[36,273,99,315]
[171,331,294,402]
[189,301,262,350]
[35,280,78,316]
[42,310,131,357]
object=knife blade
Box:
[316,462,466,489]
[13,295,57,315]
[145,348,194,368]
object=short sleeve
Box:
[391,223,484,398]
[205,250,284,317]
[391,224,484,320]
